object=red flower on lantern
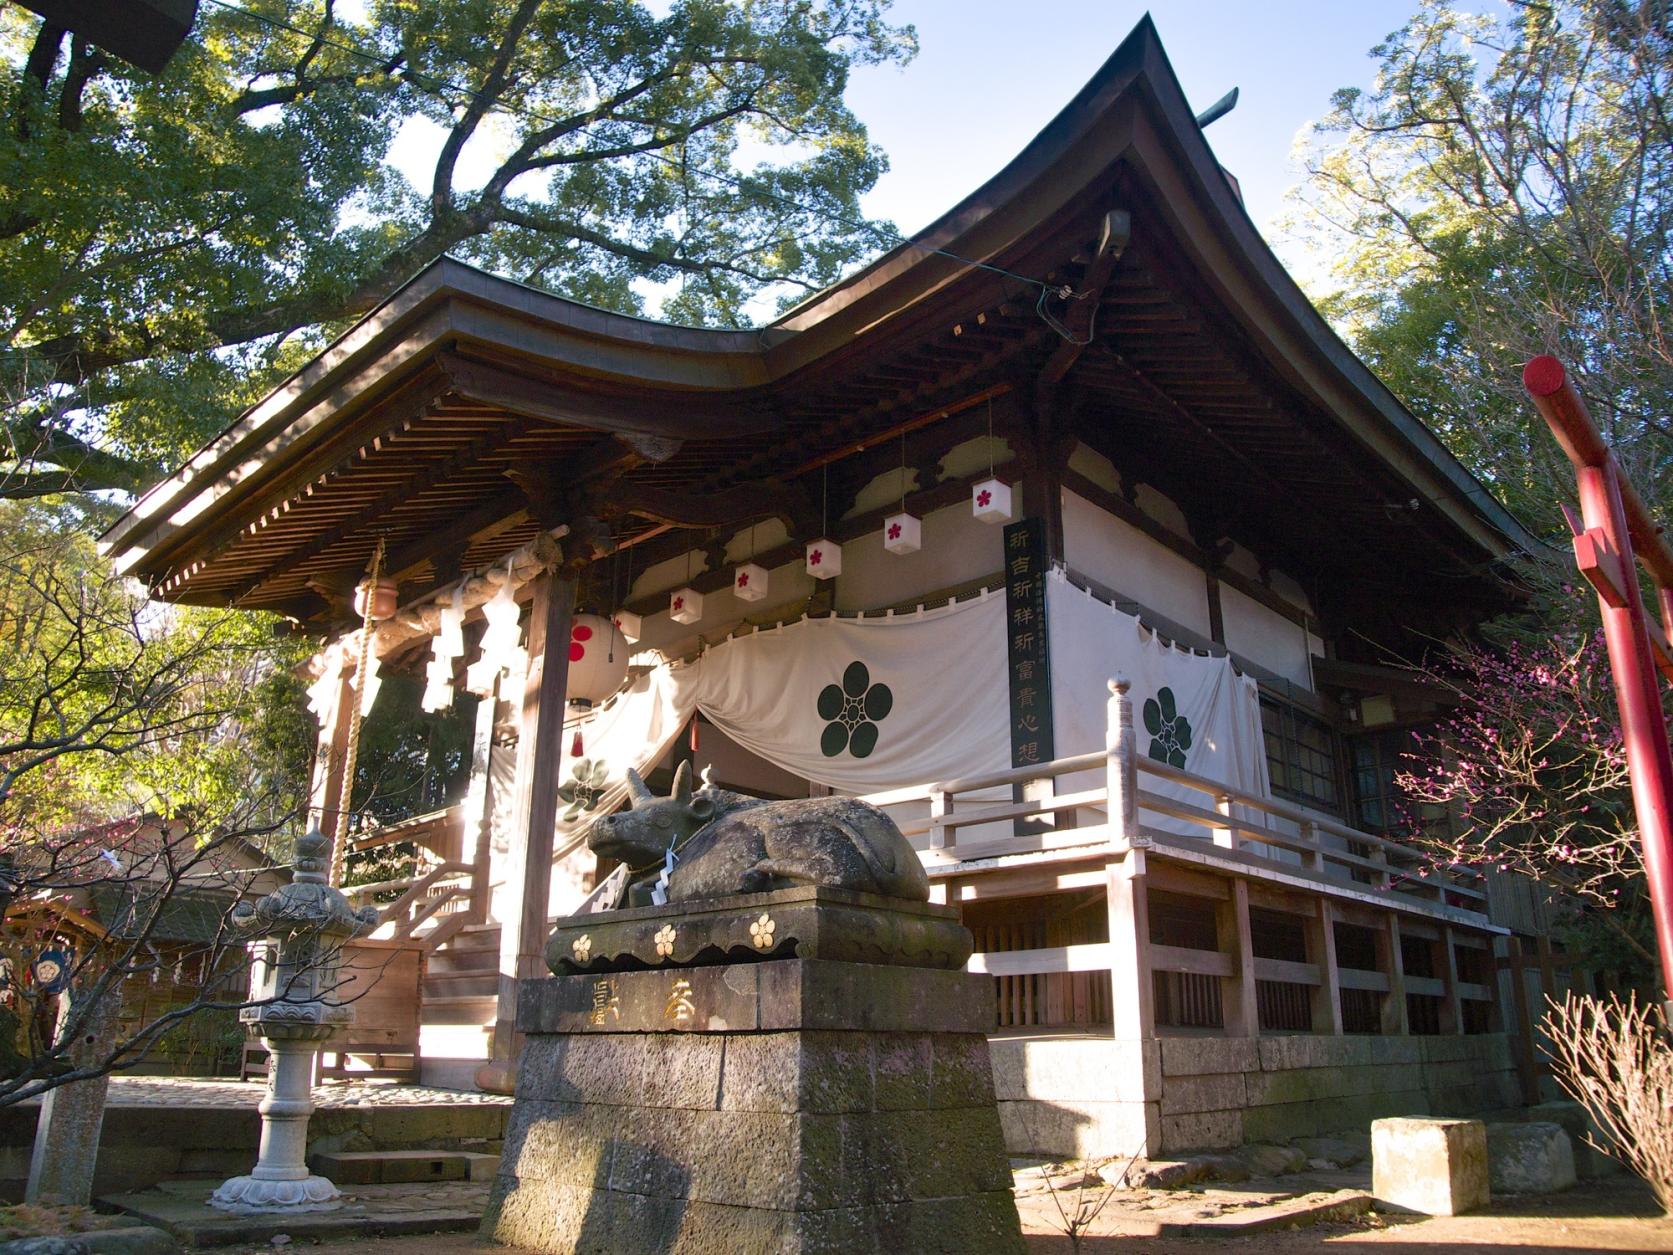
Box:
[977,489,993,507]
[810,549,823,567]
[737,572,750,587]
[673,596,685,612]
[887,522,902,540]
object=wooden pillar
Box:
[1217,879,1259,1036]
[1438,925,1463,1035]
[306,669,355,835]
[479,571,575,1092]
[1106,678,1136,845]
[1309,899,1343,1036]
[1504,936,1542,1104]
[1377,913,1410,1036]
[1106,848,1153,1042]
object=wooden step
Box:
[421,994,499,1025]
[423,971,498,998]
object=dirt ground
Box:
[206,1177,1672,1255]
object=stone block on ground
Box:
[1290,1133,1369,1169]
[1372,1117,1489,1216]
[1526,1101,1621,1179]
[1234,1143,1308,1178]
[1485,1122,1576,1195]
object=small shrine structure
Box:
[102,19,1571,1157]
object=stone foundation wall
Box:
[1157,1034,1522,1151]
[990,1033,1524,1159]
[989,1038,1158,1161]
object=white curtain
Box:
[540,575,1269,851]
[1046,571,1270,835]
[548,592,1012,846]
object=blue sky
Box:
[844,2,1427,255]
[383,2,1477,310]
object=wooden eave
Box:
[99,16,1537,629]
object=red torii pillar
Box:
[1524,355,1673,1016]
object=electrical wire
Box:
[200,0,1083,327]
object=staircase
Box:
[421,922,501,1028]
[341,806,500,1085]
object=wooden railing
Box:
[859,678,1487,915]
[343,804,483,950]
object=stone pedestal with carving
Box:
[481,888,1024,1254]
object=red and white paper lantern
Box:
[670,587,704,624]
[971,478,1013,524]
[565,614,629,705]
[612,609,643,643]
[882,512,921,555]
[805,539,842,579]
[733,562,769,603]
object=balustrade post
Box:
[1106,678,1137,846]
[1300,819,1322,872]
[1213,794,1236,850]
[928,789,950,851]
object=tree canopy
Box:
[0,0,915,505]
[1287,0,1672,533]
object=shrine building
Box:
[100,18,1573,1157]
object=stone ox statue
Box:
[588,762,929,906]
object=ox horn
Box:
[671,760,693,801]
[625,768,654,806]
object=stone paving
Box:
[103,1178,491,1249]
[88,1076,512,1109]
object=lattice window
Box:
[1260,693,1340,811]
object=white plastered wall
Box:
[1219,584,1313,690]
[1061,488,1212,638]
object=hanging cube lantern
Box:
[882,512,921,555]
[670,587,704,625]
[612,609,643,643]
[972,478,1013,524]
[805,539,842,579]
[733,562,769,603]
[565,614,629,705]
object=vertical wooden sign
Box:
[1003,518,1054,771]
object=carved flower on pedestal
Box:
[571,934,592,964]
[749,913,776,950]
[654,925,677,958]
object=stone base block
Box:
[1486,1122,1576,1195]
[483,958,1023,1254]
[1371,1117,1489,1216]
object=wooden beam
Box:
[1218,878,1259,1037]
[228,412,536,605]
[1036,209,1129,388]
[439,352,776,438]
[1439,925,1463,1034]
[1310,899,1344,1036]
[1106,850,1154,1043]
[1378,913,1410,1035]
[1504,936,1543,1104]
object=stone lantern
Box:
[210,830,378,1214]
